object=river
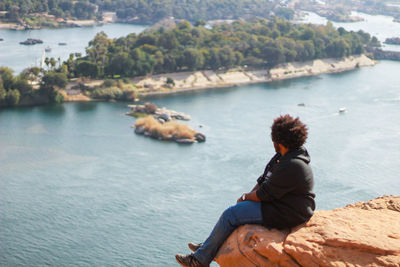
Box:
[295,11,400,52]
[0,23,147,73]
[1,60,400,266]
[1,15,400,267]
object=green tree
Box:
[41,71,68,91]
[0,67,14,90]
[6,89,20,105]
[40,71,68,103]
[44,57,50,69]
[218,47,235,69]
[6,5,20,21]
[261,45,285,66]
[131,48,154,76]
[194,20,206,27]
[75,61,99,78]
[326,38,350,58]
[206,48,221,70]
[158,31,179,50]
[180,48,204,70]
[0,77,6,104]
[166,77,175,85]
[86,32,112,76]
[105,52,134,77]
[13,76,32,96]
[274,7,294,20]
[53,91,64,103]
[50,57,57,70]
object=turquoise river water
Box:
[1,60,400,266]
[0,23,147,73]
[2,12,400,267]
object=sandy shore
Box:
[132,54,376,98]
[64,54,376,101]
[0,22,23,30]
[0,13,115,30]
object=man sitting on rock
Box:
[175,114,316,267]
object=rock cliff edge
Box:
[215,196,400,267]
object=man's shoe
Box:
[175,253,207,267]
[188,242,202,252]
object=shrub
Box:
[91,85,137,100]
[103,79,117,87]
[135,116,195,140]
[6,89,20,105]
[54,90,64,103]
[41,71,68,89]
[166,77,175,85]
[144,102,158,114]
[91,86,123,100]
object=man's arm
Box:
[237,184,261,203]
[244,190,261,202]
[256,162,300,202]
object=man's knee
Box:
[220,205,239,227]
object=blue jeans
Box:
[193,201,263,266]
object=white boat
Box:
[339,107,347,113]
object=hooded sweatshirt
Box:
[256,147,315,229]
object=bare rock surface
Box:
[215,196,400,267]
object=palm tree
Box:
[50,57,56,70]
[44,57,50,69]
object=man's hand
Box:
[237,193,246,203]
[236,191,260,203]
[236,184,261,203]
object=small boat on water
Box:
[45,46,52,52]
[339,107,347,114]
[58,42,67,46]
[0,38,4,41]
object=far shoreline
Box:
[0,54,377,108]
[0,11,118,30]
[63,54,376,102]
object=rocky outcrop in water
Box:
[19,38,43,45]
[133,114,205,144]
[215,196,400,267]
[384,37,400,45]
[127,102,191,122]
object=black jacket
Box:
[256,147,315,229]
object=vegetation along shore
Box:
[0,0,295,30]
[2,0,400,30]
[0,18,380,108]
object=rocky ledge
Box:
[215,196,400,267]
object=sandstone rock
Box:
[215,196,400,267]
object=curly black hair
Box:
[271,114,308,150]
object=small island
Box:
[19,38,43,45]
[134,116,205,144]
[129,103,205,144]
